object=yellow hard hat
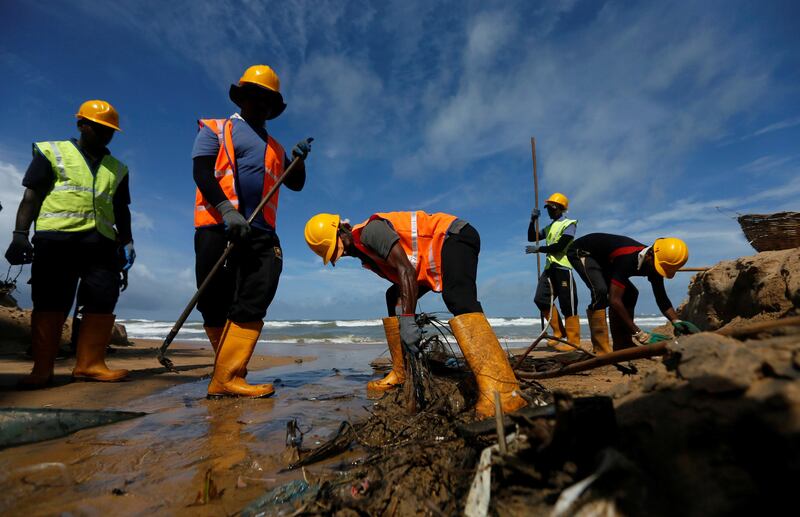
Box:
[545,192,569,210]
[75,100,121,131]
[229,65,287,119]
[239,64,281,93]
[304,213,340,265]
[652,237,688,279]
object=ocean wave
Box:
[121,315,668,342]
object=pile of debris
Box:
[680,248,800,332]
[240,324,799,516]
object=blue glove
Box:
[398,314,423,353]
[530,208,540,220]
[120,242,136,271]
[291,137,314,160]
[525,245,540,254]
[672,320,701,335]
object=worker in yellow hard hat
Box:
[4,100,133,388]
[304,211,526,420]
[192,64,312,399]
[566,233,699,354]
[525,192,580,352]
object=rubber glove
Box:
[672,320,701,335]
[398,314,423,353]
[291,137,314,160]
[530,208,540,220]
[525,245,540,254]
[634,330,669,345]
[216,200,250,241]
[120,242,136,271]
[5,232,33,265]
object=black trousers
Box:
[568,252,638,312]
[194,226,283,326]
[534,266,578,317]
[30,237,120,315]
[384,223,483,317]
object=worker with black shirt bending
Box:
[567,233,699,354]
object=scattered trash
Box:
[190,469,225,506]
[287,421,356,470]
[240,480,319,517]
[350,478,370,499]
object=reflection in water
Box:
[0,342,383,515]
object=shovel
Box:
[157,150,310,371]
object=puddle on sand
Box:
[0,342,385,516]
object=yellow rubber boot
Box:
[565,315,581,351]
[204,326,224,354]
[367,317,405,392]
[18,311,66,388]
[205,324,249,378]
[545,307,571,352]
[207,320,274,399]
[450,312,527,420]
[72,313,129,382]
[587,310,612,355]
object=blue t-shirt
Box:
[192,115,276,232]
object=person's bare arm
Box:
[385,242,418,315]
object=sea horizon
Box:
[119,315,669,345]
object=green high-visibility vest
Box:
[34,140,127,241]
[544,217,577,269]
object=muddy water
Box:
[0,342,382,516]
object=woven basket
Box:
[737,212,800,252]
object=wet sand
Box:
[0,339,379,515]
[0,338,313,409]
[0,334,647,516]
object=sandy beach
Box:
[0,337,313,410]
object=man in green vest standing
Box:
[4,100,134,388]
[526,192,580,351]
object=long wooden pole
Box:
[531,137,544,331]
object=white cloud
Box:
[131,210,155,231]
[737,154,795,174]
[751,115,800,138]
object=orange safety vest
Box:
[193,115,285,228]
[351,211,458,292]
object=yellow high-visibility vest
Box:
[34,140,127,241]
[544,217,577,269]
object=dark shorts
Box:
[30,236,120,314]
[194,226,283,325]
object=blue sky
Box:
[1,0,798,321]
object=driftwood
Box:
[517,343,668,380]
